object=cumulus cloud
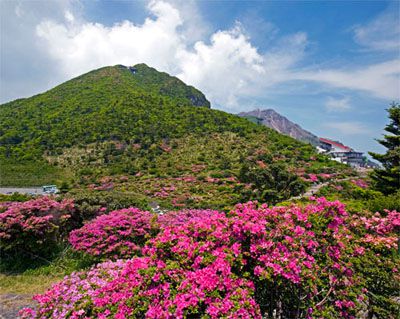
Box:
[353,9,400,52]
[325,97,351,112]
[326,122,370,135]
[177,25,266,107]
[36,1,185,77]
[2,0,399,108]
[34,1,275,109]
[0,0,75,102]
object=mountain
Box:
[0,64,344,208]
[238,109,320,146]
[122,64,210,107]
[0,63,222,159]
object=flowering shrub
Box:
[0,197,75,255]
[301,173,335,182]
[350,210,400,248]
[157,209,220,227]
[69,208,155,260]
[351,179,369,189]
[21,256,260,319]
[347,209,400,318]
[22,198,400,318]
[306,173,318,182]
[69,209,221,259]
[95,257,260,318]
[146,198,361,318]
[19,259,128,319]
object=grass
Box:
[0,160,71,187]
[0,246,96,295]
[0,273,64,295]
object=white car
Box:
[42,185,59,194]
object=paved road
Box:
[0,187,44,195]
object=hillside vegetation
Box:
[0,63,346,208]
[0,66,398,319]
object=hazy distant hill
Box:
[238,109,320,146]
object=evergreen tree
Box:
[369,103,400,194]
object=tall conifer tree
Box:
[369,103,400,194]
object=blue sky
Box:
[1,0,399,155]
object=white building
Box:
[319,138,365,167]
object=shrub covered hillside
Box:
[0,63,346,208]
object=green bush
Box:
[367,191,400,213]
[64,189,149,221]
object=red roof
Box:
[319,138,351,151]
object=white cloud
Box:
[353,9,400,52]
[293,59,400,100]
[326,121,370,135]
[34,1,280,109]
[2,0,400,109]
[177,24,266,108]
[0,0,76,103]
[64,10,75,23]
[166,0,210,44]
[36,1,185,78]
[325,97,351,112]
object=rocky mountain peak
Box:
[238,108,320,146]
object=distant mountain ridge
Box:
[238,109,320,146]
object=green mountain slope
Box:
[0,64,347,208]
[0,64,211,158]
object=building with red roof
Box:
[319,138,365,167]
[319,138,352,152]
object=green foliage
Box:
[369,103,400,195]
[352,250,400,318]
[64,189,150,221]
[0,64,245,160]
[366,190,400,212]
[0,63,344,209]
[241,115,262,125]
[0,160,68,187]
[125,64,210,107]
[239,162,306,204]
[0,192,32,203]
[315,178,400,214]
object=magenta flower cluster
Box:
[301,173,335,183]
[157,209,220,227]
[0,197,75,253]
[349,209,400,249]
[20,197,400,318]
[69,208,155,260]
[350,179,369,189]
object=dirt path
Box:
[291,177,353,200]
[0,294,36,319]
